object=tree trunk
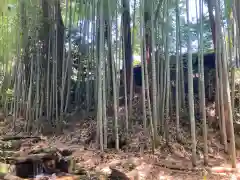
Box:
[40,0,65,115]
[122,0,133,94]
[206,0,216,49]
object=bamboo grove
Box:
[0,0,240,168]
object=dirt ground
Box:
[33,118,240,180]
[2,105,240,179]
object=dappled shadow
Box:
[108,168,130,180]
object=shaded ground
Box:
[1,100,240,179]
[44,122,240,180]
[2,121,239,179]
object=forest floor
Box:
[45,120,240,180]
[2,101,240,179]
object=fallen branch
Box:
[0,140,22,150]
[153,160,204,172]
[28,147,58,155]
[0,136,42,142]
[46,175,80,180]
[210,166,238,173]
[1,174,24,180]
[31,175,80,180]
[6,152,58,164]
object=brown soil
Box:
[1,101,240,179]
